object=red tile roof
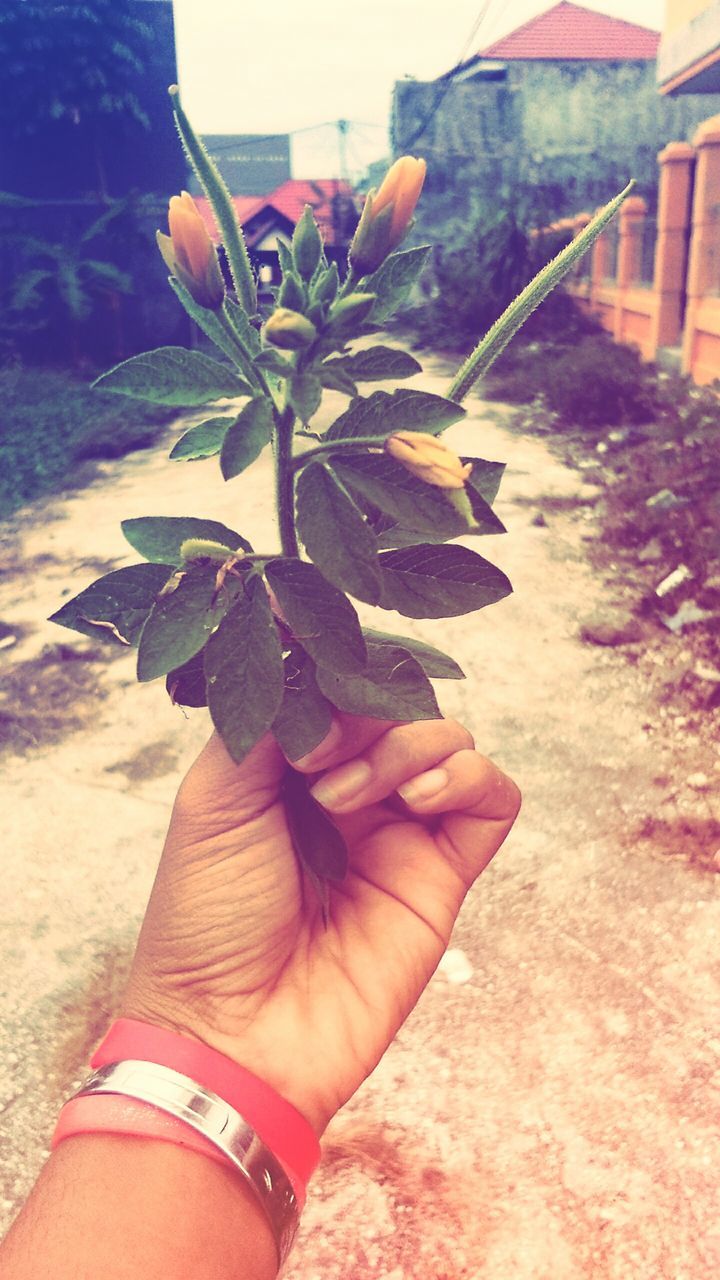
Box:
[195,179,356,248]
[478,1,660,61]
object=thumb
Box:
[171,730,288,838]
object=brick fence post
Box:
[590,226,612,305]
[614,194,647,343]
[650,141,695,352]
[682,114,720,376]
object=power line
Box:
[398,0,500,153]
[203,119,382,154]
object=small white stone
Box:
[437,948,474,985]
[687,773,710,791]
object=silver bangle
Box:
[74,1059,299,1270]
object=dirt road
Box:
[2,354,719,1277]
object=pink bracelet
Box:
[52,1018,321,1209]
[52,1093,233,1171]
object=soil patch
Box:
[104,738,181,783]
[0,643,113,755]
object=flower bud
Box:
[325,292,376,333]
[157,190,225,310]
[385,431,472,490]
[264,307,317,350]
[180,538,245,564]
[349,157,426,276]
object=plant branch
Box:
[446,180,636,404]
[291,436,385,471]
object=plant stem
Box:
[291,436,385,471]
[273,406,300,557]
[446,179,636,404]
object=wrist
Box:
[119,988,333,1136]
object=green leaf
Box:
[205,576,284,763]
[122,516,251,565]
[169,279,240,364]
[279,271,307,312]
[283,768,348,885]
[312,262,339,305]
[293,206,323,280]
[169,416,236,461]
[272,646,333,760]
[325,388,465,442]
[295,462,381,604]
[220,397,274,480]
[377,544,512,619]
[316,644,441,721]
[464,483,506,535]
[137,565,240,682]
[463,458,506,506]
[327,346,422,382]
[94,347,252,406]
[277,239,294,277]
[289,372,322,423]
[362,629,465,680]
[254,349,292,376]
[166,648,209,708]
[223,298,262,355]
[364,246,431,322]
[318,363,357,397]
[265,559,367,674]
[333,453,473,539]
[49,563,173,647]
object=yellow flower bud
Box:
[385,431,472,490]
[349,156,427,275]
[264,307,317,350]
[157,190,225,310]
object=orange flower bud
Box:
[385,431,472,490]
[349,156,426,275]
[157,190,225,310]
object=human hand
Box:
[122,714,520,1135]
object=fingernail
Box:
[397,767,449,805]
[310,760,373,808]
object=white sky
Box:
[172,0,667,178]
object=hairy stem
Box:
[446,180,635,403]
[291,436,385,471]
[169,86,257,314]
[273,406,300,557]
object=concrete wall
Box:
[393,60,720,229]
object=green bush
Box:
[484,334,659,426]
[404,199,597,353]
[0,363,174,517]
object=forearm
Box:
[0,1135,278,1280]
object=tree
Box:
[0,0,152,197]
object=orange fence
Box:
[561,113,720,387]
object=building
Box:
[561,1,720,383]
[195,179,358,290]
[392,0,720,228]
[658,0,720,94]
[188,136,291,198]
